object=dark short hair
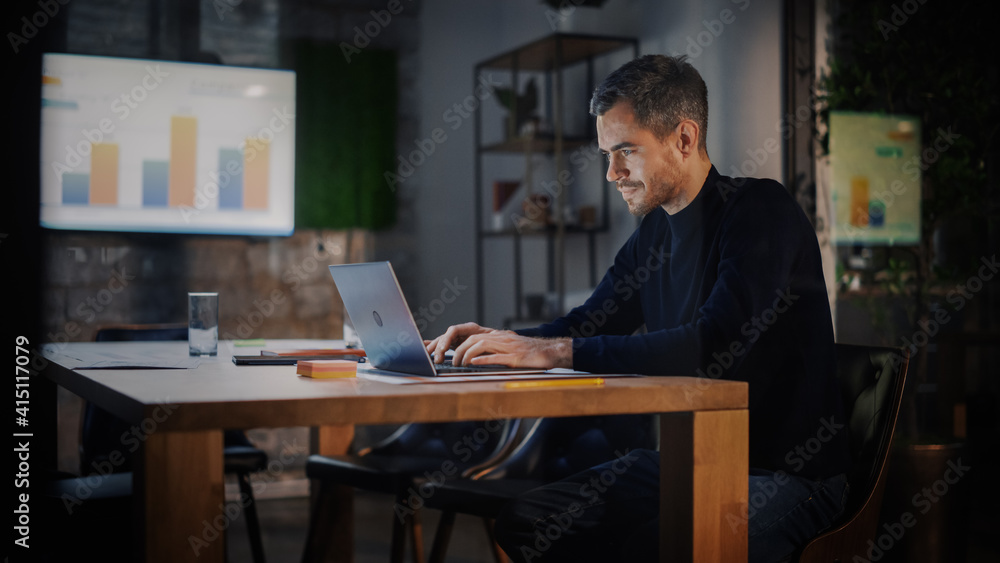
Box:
[590,54,708,150]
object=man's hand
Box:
[425,322,498,364]
[426,323,573,370]
[453,332,573,370]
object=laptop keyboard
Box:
[433,361,536,374]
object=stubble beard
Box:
[622,174,679,217]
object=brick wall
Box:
[41,229,369,343]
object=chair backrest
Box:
[797,343,909,562]
[472,414,658,482]
[81,324,189,474]
[93,323,188,342]
[360,419,521,472]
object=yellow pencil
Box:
[504,377,605,389]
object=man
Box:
[426,55,850,562]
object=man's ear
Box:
[675,119,700,157]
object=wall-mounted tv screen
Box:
[40,53,296,235]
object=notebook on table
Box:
[328,261,547,377]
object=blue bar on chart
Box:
[142,160,170,206]
[62,173,90,204]
[217,148,244,210]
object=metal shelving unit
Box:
[473,33,638,325]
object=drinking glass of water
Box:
[188,292,219,356]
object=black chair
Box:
[40,470,134,560]
[419,414,659,563]
[81,323,270,563]
[794,343,909,562]
[302,419,521,563]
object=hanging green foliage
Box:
[290,40,398,230]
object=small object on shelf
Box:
[519,116,542,137]
[492,77,539,140]
[493,180,521,212]
[521,193,552,228]
[578,205,597,229]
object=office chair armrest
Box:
[467,418,547,480]
[355,423,414,457]
[459,418,524,478]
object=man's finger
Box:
[452,332,487,366]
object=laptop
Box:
[328,262,547,377]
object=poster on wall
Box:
[829,111,922,245]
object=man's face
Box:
[596,102,684,216]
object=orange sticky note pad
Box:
[297,360,357,379]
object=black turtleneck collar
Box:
[663,165,723,241]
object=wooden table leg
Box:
[303,424,355,563]
[134,428,225,562]
[660,409,748,562]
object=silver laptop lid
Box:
[328,262,437,376]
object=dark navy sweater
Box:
[518,166,850,478]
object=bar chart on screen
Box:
[39,54,296,235]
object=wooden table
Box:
[42,340,749,562]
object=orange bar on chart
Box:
[243,138,270,209]
[90,143,119,205]
[169,116,197,207]
[849,176,870,227]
